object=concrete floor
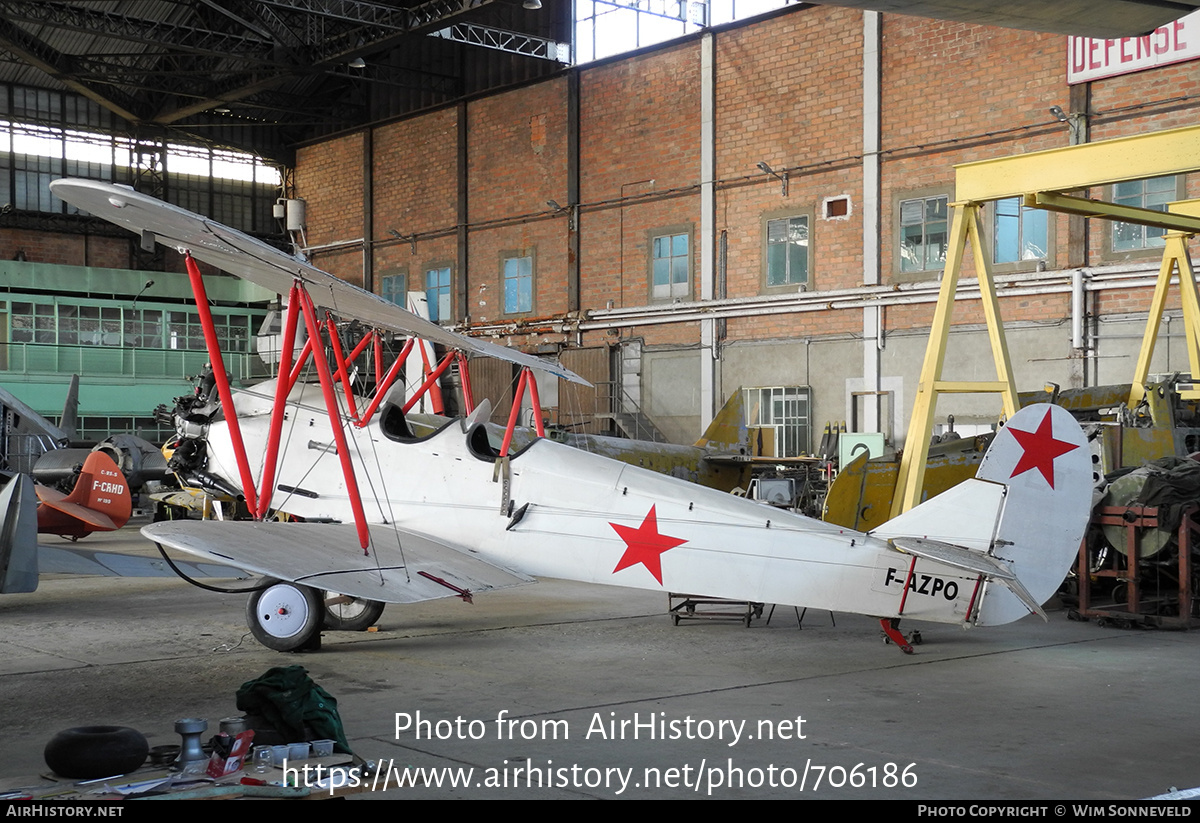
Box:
[1,522,1198,800]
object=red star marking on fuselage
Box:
[609,504,687,586]
[1006,408,1079,489]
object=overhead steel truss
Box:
[431,23,570,62]
[0,0,565,145]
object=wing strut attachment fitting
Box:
[417,570,474,603]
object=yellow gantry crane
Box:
[891,124,1200,519]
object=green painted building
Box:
[1,260,275,442]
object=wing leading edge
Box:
[141,521,534,604]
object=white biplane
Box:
[51,178,1093,654]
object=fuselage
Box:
[201,382,980,625]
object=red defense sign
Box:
[1069,11,1200,84]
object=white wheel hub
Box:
[257,583,312,639]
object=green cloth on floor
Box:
[236,665,354,755]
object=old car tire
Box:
[44,725,149,779]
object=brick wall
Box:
[0,229,131,268]
[579,41,702,347]
[716,7,864,311]
[295,133,365,286]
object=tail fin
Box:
[693,391,749,453]
[875,403,1091,626]
[60,374,80,443]
[54,451,132,531]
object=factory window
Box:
[503,254,534,315]
[764,214,811,291]
[125,310,164,349]
[992,197,1048,266]
[0,85,282,235]
[78,415,172,444]
[744,386,811,458]
[380,273,406,307]
[1111,176,1179,253]
[426,266,452,324]
[897,194,949,275]
[651,229,690,300]
[7,300,257,352]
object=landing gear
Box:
[322,593,386,631]
[247,578,323,652]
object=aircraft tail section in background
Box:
[0,383,70,475]
[35,451,133,537]
[875,403,1093,627]
[693,391,750,455]
[59,374,80,443]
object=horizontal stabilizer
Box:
[37,498,117,531]
[889,536,1046,621]
[873,478,1004,552]
[142,521,534,603]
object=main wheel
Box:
[247,578,323,652]
[322,593,386,631]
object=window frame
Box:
[648,226,693,302]
[379,270,408,307]
[500,250,536,317]
[761,210,814,293]
[1105,175,1186,261]
[743,386,812,458]
[985,197,1053,273]
[424,264,454,325]
[893,189,951,281]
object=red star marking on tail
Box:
[1007,409,1079,489]
[609,505,687,585]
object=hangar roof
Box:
[0,0,573,162]
[0,0,1196,164]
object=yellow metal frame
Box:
[956,124,1200,202]
[1128,231,1200,405]
[890,125,1200,519]
[890,203,1018,518]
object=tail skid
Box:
[874,403,1092,626]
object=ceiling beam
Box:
[0,17,142,123]
[0,1,271,59]
[813,0,1200,39]
[430,23,570,62]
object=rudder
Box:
[973,403,1091,625]
[62,451,133,529]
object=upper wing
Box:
[49,178,588,386]
[141,521,534,603]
